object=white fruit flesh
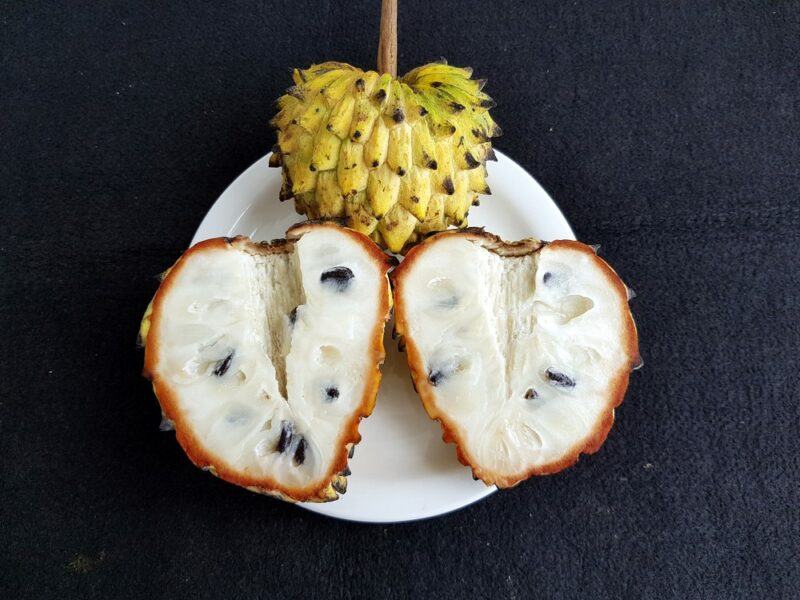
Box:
[148,228,386,496]
[396,235,634,484]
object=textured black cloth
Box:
[2,2,798,598]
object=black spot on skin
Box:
[276,421,294,453]
[293,437,307,466]
[419,106,428,117]
[543,272,553,284]
[397,167,406,176]
[341,466,351,477]
[223,237,234,244]
[309,164,317,171]
[410,195,420,203]
[546,369,576,388]
[213,351,234,376]
[392,108,405,123]
[325,387,340,402]
[472,199,480,206]
[450,102,465,113]
[348,446,355,459]
[524,388,538,400]
[289,307,298,325]
[479,98,497,110]
[464,152,480,169]
[427,159,438,170]
[374,89,387,102]
[372,160,379,167]
[332,478,347,494]
[320,266,355,291]
[443,176,455,195]
[354,78,365,91]
[353,130,362,139]
[431,81,442,88]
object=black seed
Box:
[397,167,406,176]
[524,388,538,400]
[293,437,307,466]
[427,159,438,170]
[341,466,351,477]
[419,106,429,116]
[546,369,576,388]
[348,445,355,459]
[320,266,355,291]
[213,351,234,377]
[464,152,480,169]
[543,272,553,284]
[355,78,365,91]
[428,369,448,386]
[431,81,442,88]
[450,102,465,113]
[372,160,379,167]
[353,130,362,139]
[289,306,298,325]
[392,108,405,123]
[325,387,340,402]
[276,421,294,453]
[443,176,455,195]
[332,478,347,494]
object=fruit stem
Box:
[377,0,397,77]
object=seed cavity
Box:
[546,369,575,388]
[213,350,235,377]
[293,437,307,466]
[276,421,294,453]
[320,266,355,291]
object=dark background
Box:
[2,1,798,598]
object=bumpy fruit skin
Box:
[271,61,500,253]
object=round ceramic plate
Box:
[192,149,575,523]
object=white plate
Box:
[192,149,575,523]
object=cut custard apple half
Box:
[391,229,639,488]
[140,223,393,502]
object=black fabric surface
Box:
[2,1,799,598]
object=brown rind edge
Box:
[142,222,394,503]
[391,228,640,488]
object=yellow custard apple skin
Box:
[270,60,501,253]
